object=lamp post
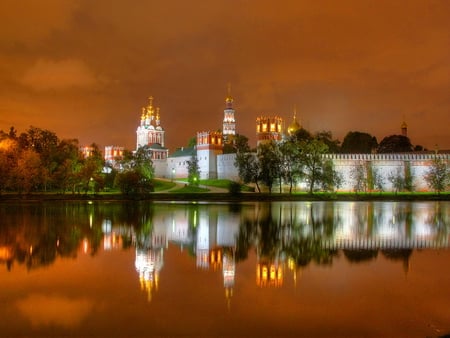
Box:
[171,168,175,182]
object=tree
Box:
[341,131,378,154]
[299,139,330,194]
[279,139,304,193]
[234,135,261,192]
[403,162,414,192]
[320,159,342,192]
[315,130,340,153]
[187,136,197,148]
[133,145,155,182]
[78,143,104,194]
[388,169,405,194]
[52,139,83,193]
[235,151,260,192]
[18,127,59,190]
[350,163,367,193]
[223,134,250,154]
[372,167,385,192]
[378,135,413,153]
[13,149,43,193]
[293,128,312,143]
[115,145,154,194]
[424,156,449,194]
[257,141,282,193]
[187,155,200,186]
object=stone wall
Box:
[215,152,449,192]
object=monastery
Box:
[104,91,449,192]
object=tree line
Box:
[1,125,447,195]
[0,126,154,194]
[231,129,449,194]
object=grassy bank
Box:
[0,191,448,202]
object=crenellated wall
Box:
[216,152,449,192]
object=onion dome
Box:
[287,108,301,136]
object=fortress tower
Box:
[197,131,223,179]
[256,116,283,146]
[222,84,236,144]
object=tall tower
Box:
[222,84,236,144]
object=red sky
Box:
[0,0,449,151]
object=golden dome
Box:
[287,108,301,135]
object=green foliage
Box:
[298,139,330,194]
[228,181,242,194]
[351,163,367,193]
[293,128,312,142]
[187,155,200,186]
[187,136,197,148]
[320,159,342,192]
[153,179,176,192]
[403,162,414,192]
[257,141,283,193]
[315,130,340,153]
[279,139,303,194]
[388,169,405,194]
[78,143,105,194]
[372,167,385,192]
[233,135,261,191]
[114,145,154,194]
[425,156,449,193]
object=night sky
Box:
[1,0,449,151]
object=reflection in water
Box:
[0,201,449,300]
[15,294,93,328]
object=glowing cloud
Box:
[20,59,102,91]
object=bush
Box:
[228,181,242,195]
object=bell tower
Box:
[222,84,236,144]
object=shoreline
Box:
[0,192,449,203]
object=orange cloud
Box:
[20,59,103,91]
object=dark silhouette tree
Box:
[341,131,378,153]
[378,135,413,153]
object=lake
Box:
[0,200,449,337]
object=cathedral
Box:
[136,96,168,160]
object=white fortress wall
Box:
[217,153,239,181]
[326,153,449,192]
[167,155,190,179]
[198,148,219,179]
[153,159,168,178]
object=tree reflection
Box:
[0,201,449,275]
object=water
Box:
[0,201,449,337]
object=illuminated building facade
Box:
[136,96,169,161]
[104,145,124,168]
[222,86,236,144]
[256,116,283,146]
